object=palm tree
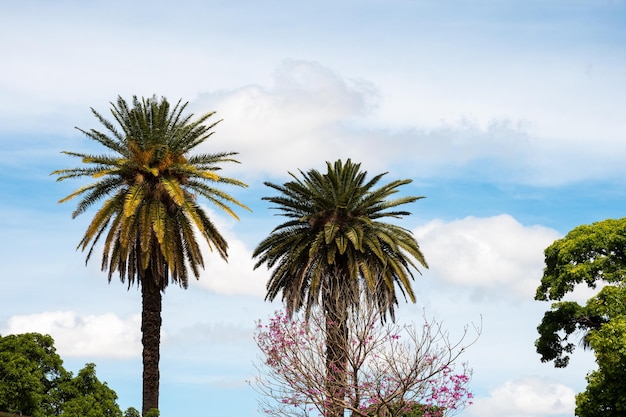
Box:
[52,95,249,415]
[253,159,427,417]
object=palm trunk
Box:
[141,267,162,416]
[324,300,348,417]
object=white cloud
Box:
[2,311,141,359]
[192,60,538,181]
[192,209,268,297]
[170,321,255,347]
[195,239,268,297]
[192,59,624,187]
[4,50,625,186]
[414,215,561,300]
[467,376,576,417]
[193,60,382,178]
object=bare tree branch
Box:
[250,301,480,417]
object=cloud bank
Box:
[2,311,141,359]
[190,60,626,186]
[190,211,564,305]
[414,214,561,301]
[468,376,576,417]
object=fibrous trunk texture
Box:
[324,285,349,417]
[141,268,162,416]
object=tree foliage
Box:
[52,95,248,414]
[535,218,626,416]
[52,95,249,291]
[58,363,122,417]
[575,313,626,416]
[0,333,65,417]
[0,333,122,417]
[123,408,141,417]
[253,159,427,320]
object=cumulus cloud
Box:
[195,238,268,297]
[2,311,141,359]
[192,209,567,303]
[468,376,576,417]
[192,60,588,186]
[192,208,268,297]
[414,215,561,300]
[193,60,382,178]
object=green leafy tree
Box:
[253,159,427,417]
[52,95,249,414]
[0,333,123,417]
[576,310,626,416]
[123,407,141,417]
[0,333,66,417]
[535,218,626,416]
[59,363,122,417]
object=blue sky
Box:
[1,1,626,416]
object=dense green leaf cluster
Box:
[0,333,122,417]
[535,218,626,416]
[536,218,626,302]
[122,408,141,417]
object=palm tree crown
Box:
[253,159,427,320]
[53,95,248,290]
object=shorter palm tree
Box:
[253,159,427,417]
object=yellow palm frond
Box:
[124,184,145,218]
[93,168,120,178]
[151,201,166,245]
[160,177,184,206]
[58,184,96,204]
[199,170,220,181]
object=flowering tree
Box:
[251,304,479,417]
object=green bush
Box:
[123,407,141,417]
[144,408,160,417]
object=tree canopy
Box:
[535,217,626,416]
[253,158,427,320]
[0,333,123,417]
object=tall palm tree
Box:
[52,95,249,415]
[253,159,427,417]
